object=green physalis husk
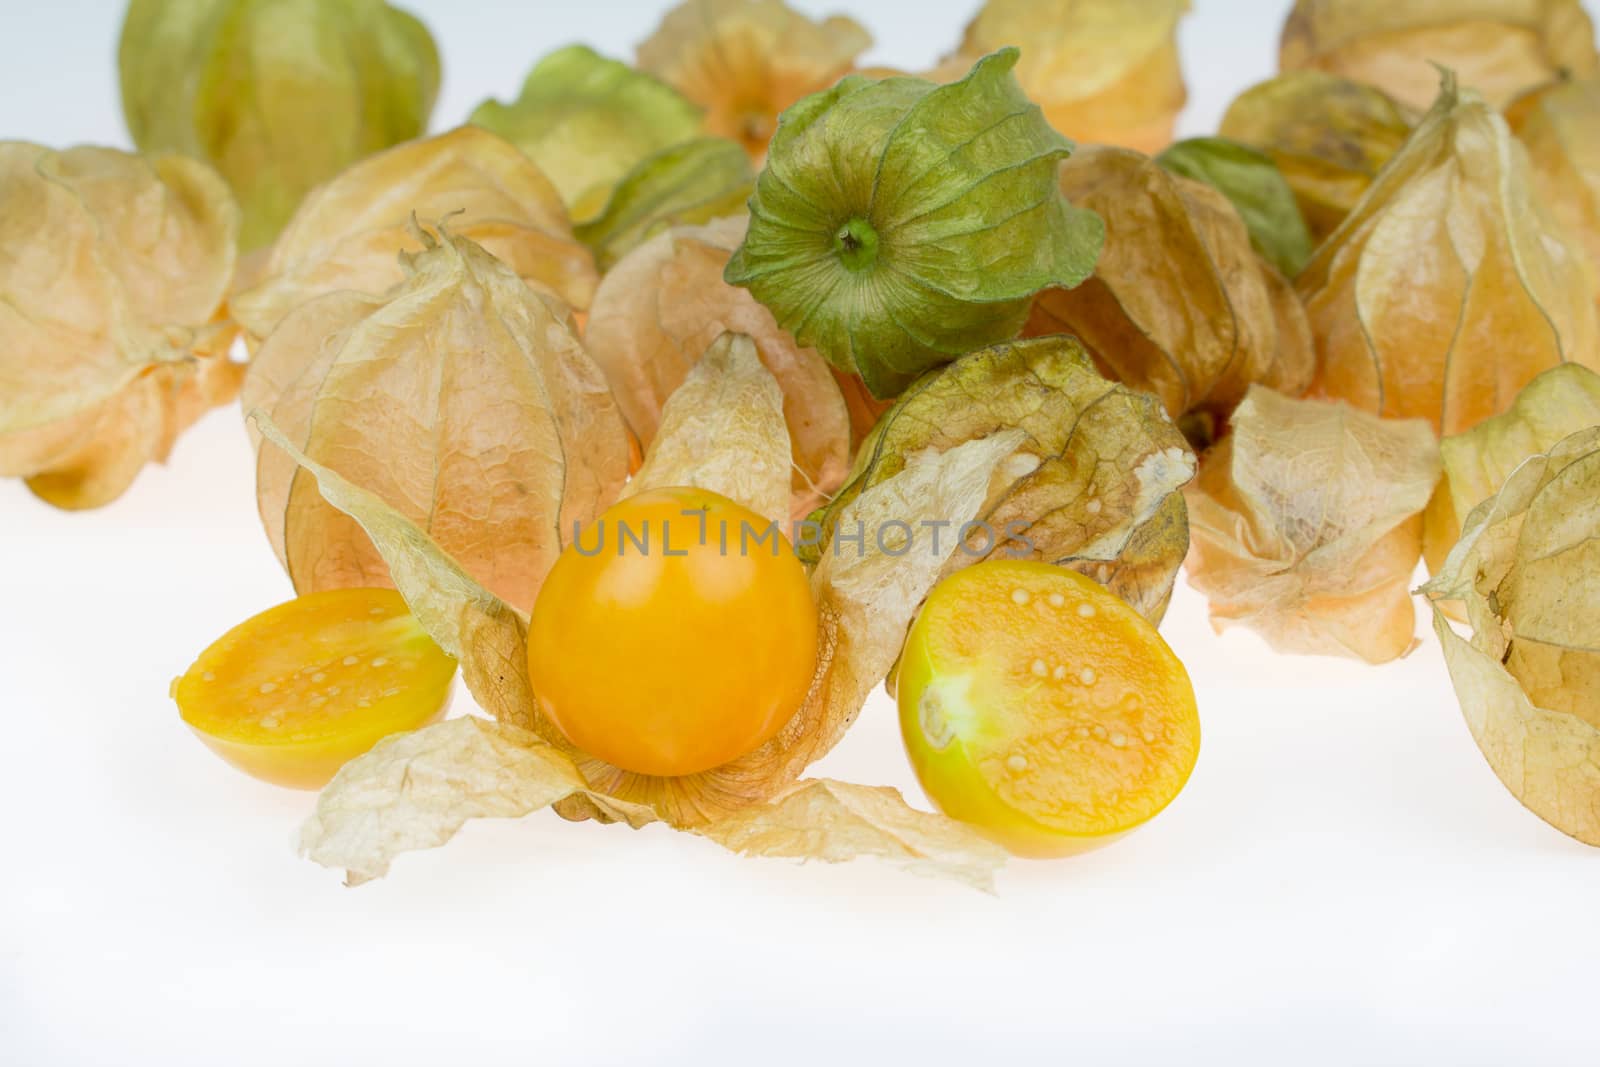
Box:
[470,44,703,222]
[576,138,755,271]
[1157,137,1315,279]
[724,48,1106,398]
[119,0,441,252]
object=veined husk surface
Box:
[805,335,1198,627]
[1185,388,1441,663]
[1297,75,1600,437]
[1027,145,1314,427]
[469,45,703,221]
[725,49,1105,399]
[1279,0,1599,111]
[1505,76,1600,304]
[229,127,596,350]
[245,229,629,615]
[1422,427,1600,847]
[584,215,852,519]
[0,143,240,509]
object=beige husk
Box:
[1422,427,1600,846]
[950,0,1190,153]
[622,333,792,527]
[0,143,240,509]
[1298,74,1600,437]
[229,127,597,350]
[1185,388,1441,663]
[253,340,1020,886]
[1279,0,1600,111]
[1423,363,1600,577]
[245,228,630,615]
[584,215,852,518]
[1505,76,1600,304]
[1027,146,1314,424]
[636,0,872,161]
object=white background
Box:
[4,1,1598,1064]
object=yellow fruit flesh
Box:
[174,588,456,789]
[898,561,1200,857]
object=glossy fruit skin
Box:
[174,588,456,789]
[528,486,819,777]
[898,561,1200,858]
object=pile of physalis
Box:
[7,0,1600,886]
[165,30,1206,889]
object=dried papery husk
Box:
[1219,72,1415,244]
[298,717,657,885]
[694,779,1006,890]
[808,336,1197,625]
[725,49,1105,399]
[1026,145,1315,424]
[255,385,1020,883]
[575,137,754,272]
[469,45,703,222]
[1506,76,1600,302]
[1279,0,1599,111]
[636,0,872,161]
[229,127,596,350]
[119,0,440,251]
[247,229,630,615]
[584,216,851,518]
[1421,363,1600,625]
[297,718,1003,889]
[0,143,239,509]
[622,333,793,529]
[1298,75,1600,437]
[1185,388,1440,663]
[950,0,1190,154]
[1422,427,1600,846]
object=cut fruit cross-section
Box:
[898,561,1200,857]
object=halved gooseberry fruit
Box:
[898,561,1200,857]
[173,588,457,789]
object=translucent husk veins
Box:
[1279,0,1599,112]
[229,126,597,350]
[245,228,629,615]
[1422,427,1600,846]
[1423,363,1600,577]
[0,143,240,509]
[584,215,852,519]
[1026,146,1314,425]
[1219,72,1415,243]
[1297,74,1600,437]
[1505,76,1600,305]
[1185,388,1441,663]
